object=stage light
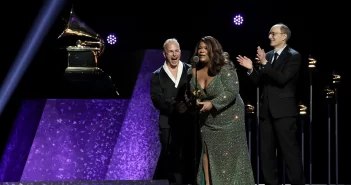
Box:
[107,34,117,45]
[233,14,244,25]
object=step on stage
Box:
[2,180,169,185]
[2,182,349,185]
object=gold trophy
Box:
[245,104,255,115]
[324,86,335,99]
[245,103,255,157]
[58,8,119,97]
[192,89,202,104]
[58,8,105,74]
[298,102,307,115]
[308,56,317,68]
[332,72,341,84]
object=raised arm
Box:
[209,65,240,111]
[237,55,261,86]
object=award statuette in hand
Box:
[192,89,203,110]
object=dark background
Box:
[0,0,349,183]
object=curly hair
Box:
[192,36,226,76]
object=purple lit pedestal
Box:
[0,99,133,181]
[22,99,130,181]
[2,180,169,185]
[0,97,162,182]
[0,100,47,181]
[0,50,190,183]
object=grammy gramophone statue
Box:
[58,8,119,98]
[58,8,105,74]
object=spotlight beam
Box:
[0,0,66,115]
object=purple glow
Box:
[233,14,244,25]
[0,0,65,115]
[20,99,129,181]
[0,50,190,181]
[107,34,117,45]
[2,180,169,185]
[105,50,190,179]
[0,100,46,181]
[105,50,163,179]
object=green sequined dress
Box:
[188,65,255,185]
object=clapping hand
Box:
[256,46,268,65]
[236,55,253,70]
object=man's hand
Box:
[236,55,253,70]
[175,101,187,114]
[256,46,268,65]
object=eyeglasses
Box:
[269,32,285,36]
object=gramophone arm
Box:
[99,40,105,56]
[82,41,101,45]
[80,40,105,56]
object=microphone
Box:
[192,56,199,64]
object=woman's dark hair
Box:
[192,36,226,76]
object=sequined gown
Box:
[187,65,255,185]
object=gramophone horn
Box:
[58,8,104,56]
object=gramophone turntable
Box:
[58,8,119,98]
[58,8,105,74]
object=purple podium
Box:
[0,50,190,183]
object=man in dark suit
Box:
[237,23,305,185]
[150,38,192,185]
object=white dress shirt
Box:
[162,61,184,88]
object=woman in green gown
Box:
[186,36,255,185]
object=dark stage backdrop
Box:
[0,0,349,183]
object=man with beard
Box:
[151,38,192,184]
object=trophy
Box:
[307,55,317,182]
[298,102,307,115]
[331,71,340,183]
[58,8,105,73]
[192,89,202,105]
[332,71,341,84]
[245,103,255,158]
[245,103,255,115]
[324,86,335,99]
[308,56,317,68]
[58,8,119,98]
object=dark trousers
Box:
[153,128,172,181]
[154,121,193,184]
[260,109,305,185]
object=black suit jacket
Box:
[150,62,191,128]
[249,46,301,118]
